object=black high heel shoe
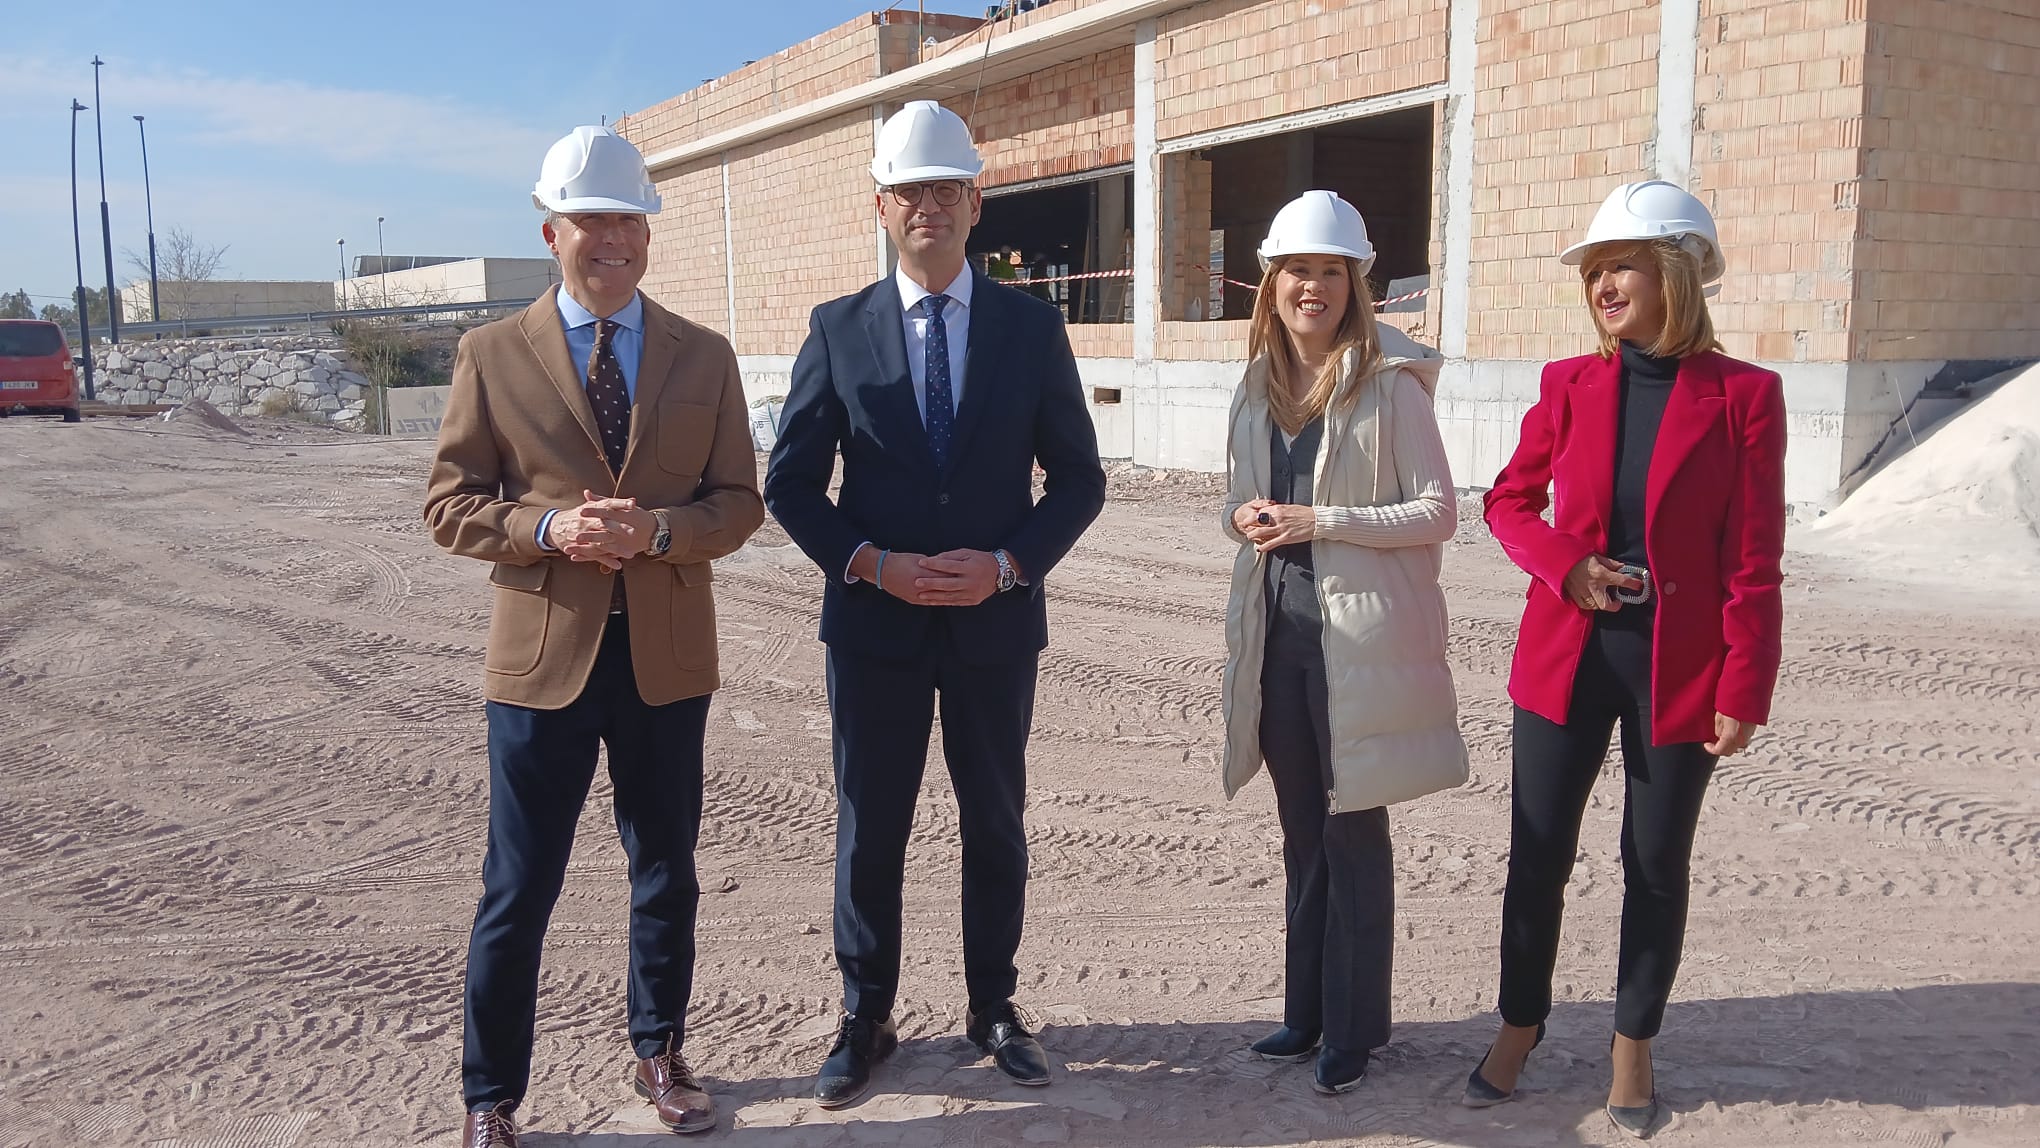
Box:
[1605,1034,1663,1140]
[1460,1021,1545,1108]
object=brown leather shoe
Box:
[633,1037,715,1134]
[462,1101,518,1148]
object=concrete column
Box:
[1440,0,1479,359]
[874,104,893,282]
[720,152,737,341]
[1131,18,1161,466]
[1655,0,1700,186]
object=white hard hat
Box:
[532,126,661,215]
[1258,191,1376,273]
[1561,180,1723,283]
[870,100,984,185]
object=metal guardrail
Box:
[112,297,538,339]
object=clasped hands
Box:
[1233,499,1315,552]
[855,546,1005,607]
[1563,554,1757,758]
[546,488,658,572]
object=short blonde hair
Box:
[1579,238,1721,359]
[1246,255,1383,436]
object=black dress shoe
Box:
[966,1001,1050,1086]
[1312,1044,1370,1094]
[1606,1095,1663,1140]
[814,1014,896,1109]
[1249,1025,1321,1063]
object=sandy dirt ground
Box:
[1,415,2036,1148]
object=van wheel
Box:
[62,408,83,423]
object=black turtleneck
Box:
[1604,341,1680,571]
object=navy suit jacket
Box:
[763,270,1106,664]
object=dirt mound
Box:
[1803,363,2040,585]
[160,397,249,435]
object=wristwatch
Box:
[649,509,673,557]
[993,548,1017,593]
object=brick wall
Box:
[1161,152,1215,329]
[724,113,878,357]
[641,158,731,336]
[948,46,1135,188]
[1464,0,1661,362]
[1695,0,1866,364]
[1855,0,2040,361]
[1155,0,1449,142]
[620,12,979,158]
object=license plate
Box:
[1,381,40,390]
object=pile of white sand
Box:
[1801,363,2040,585]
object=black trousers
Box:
[1259,617,1394,1051]
[462,620,710,1110]
[825,640,1036,1019]
[1498,621,1716,1039]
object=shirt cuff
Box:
[537,509,559,551]
[843,541,873,584]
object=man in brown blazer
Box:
[424,125,762,1147]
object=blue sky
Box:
[2,0,984,308]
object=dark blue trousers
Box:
[461,620,710,1110]
[825,641,1037,1019]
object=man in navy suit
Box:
[763,101,1105,1106]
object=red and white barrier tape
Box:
[1002,265,1430,310]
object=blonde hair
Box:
[1246,255,1383,435]
[1579,238,1721,359]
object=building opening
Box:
[969,169,1134,325]
[1199,104,1434,320]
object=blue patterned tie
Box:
[921,294,954,469]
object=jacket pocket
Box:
[669,562,717,670]
[485,561,549,675]
[657,402,718,477]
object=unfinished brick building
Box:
[619,0,2039,508]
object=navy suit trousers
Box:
[461,619,710,1110]
[825,636,1037,1019]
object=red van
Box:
[0,320,84,422]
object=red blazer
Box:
[1484,350,1787,744]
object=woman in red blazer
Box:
[1461,182,1786,1140]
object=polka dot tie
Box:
[588,318,631,473]
[921,294,954,470]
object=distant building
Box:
[122,279,335,325]
[337,257,560,312]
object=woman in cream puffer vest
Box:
[1220,191,1470,1095]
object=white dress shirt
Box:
[895,264,972,422]
[843,265,976,583]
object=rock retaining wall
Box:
[92,337,373,429]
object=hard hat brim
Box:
[534,192,661,215]
[1560,234,1725,283]
[1257,242,1376,272]
[870,162,983,185]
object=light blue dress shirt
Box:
[538,289,646,549]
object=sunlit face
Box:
[877,180,982,268]
[543,212,649,308]
[1583,243,1666,345]
[1273,254,1351,354]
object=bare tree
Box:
[124,226,231,320]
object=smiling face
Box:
[543,212,650,316]
[1582,242,1667,346]
[1272,253,1353,358]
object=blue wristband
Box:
[876,549,889,587]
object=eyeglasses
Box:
[885,181,972,208]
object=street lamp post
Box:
[337,239,347,311]
[134,114,160,322]
[376,216,387,307]
[90,56,121,342]
[70,99,96,400]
